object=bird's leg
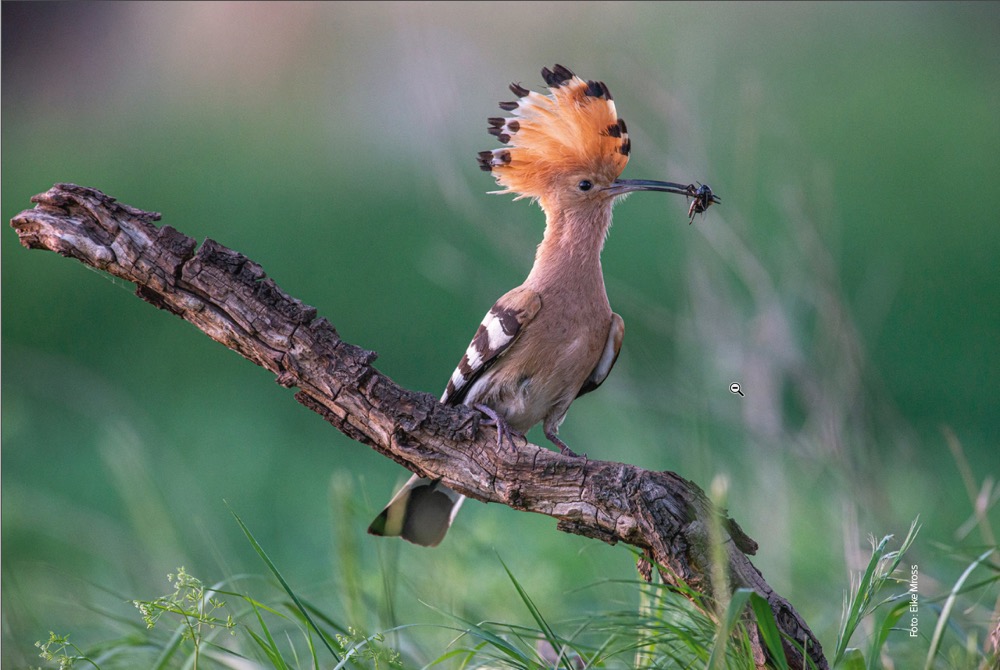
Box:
[544,428,583,458]
[474,403,523,451]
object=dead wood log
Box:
[10,183,827,669]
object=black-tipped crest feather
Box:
[478,64,631,189]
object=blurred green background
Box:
[3,2,998,666]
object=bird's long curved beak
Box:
[605,179,721,204]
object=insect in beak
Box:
[685,183,719,224]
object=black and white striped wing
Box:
[441,286,541,406]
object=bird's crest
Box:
[478,64,630,200]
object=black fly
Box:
[685,183,720,224]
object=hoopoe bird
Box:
[368,64,718,547]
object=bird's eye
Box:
[578,180,593,192]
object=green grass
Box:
[26,506,999,670]
[832,519,920,667]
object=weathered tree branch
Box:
[10,183,827,669]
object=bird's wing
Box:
[441,286,542,405]
[576,312,624,398]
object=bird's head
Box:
[478,64,719,222]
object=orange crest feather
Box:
[478,65,631,200]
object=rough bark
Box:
[10,183,828,669]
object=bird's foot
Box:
[474,404,524,451]
[544,430,585,459]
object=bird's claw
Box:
[474,403,523,451]
[545,430,585,459]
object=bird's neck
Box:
[525,205,612,293]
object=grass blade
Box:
[749,592,790,670]
[247,596,289,670]
[834,519,920,667]
[226,501,341,662]
[923,546,995,670]
[707,587,751,670]
[865,600,907,670]
[497,555,568,667]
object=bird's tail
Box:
[367,474,465,547]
